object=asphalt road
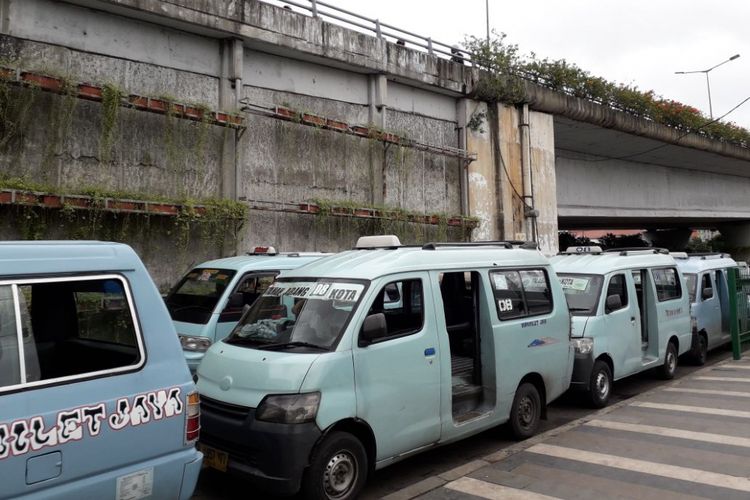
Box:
[192,347,733,500]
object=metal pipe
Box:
[520,104,534,241]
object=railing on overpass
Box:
[730,265,750,359]
[263,0,472,63]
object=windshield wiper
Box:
[257,341,328,351]
[567,307,591,312]
[224,336,275,346]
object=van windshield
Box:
[224,279,367,352]
[165,268,237,324]
[684,273,697,303]
[557,273,603,316]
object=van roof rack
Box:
[421,241,537,250]
[603,247,669,256]
[685,252,730,259]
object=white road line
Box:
[586,419,750,448]
[444,477,562,500]
[630,401,750,419]
[664,387,750,398]
[716,364,750,370]
[527,443,750,492]
[694,376,750,383]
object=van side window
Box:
[0,286,20,388]
[365,279,424,341]
[652,267,682,301]
[19,277,142,382]
[490,269,553,320]
[605,274,628,311]
[701,273,714,299]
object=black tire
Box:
[659,342,678,379]
[588,360,612,409]
[509,382,541,440]
[301,431,368,500]
[692,334,707,366]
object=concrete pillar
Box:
[368,74,387,205]
[219,38,243,201]
[528,110,558,255]
[493,104,525,241]
[643,228,692,251]
[720,223,750,262]
[458,98,498,240]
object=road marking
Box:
[716,364,750,370]
[694,376,750,383]
[445,477,561,500]
[527,443,750,492]
[586,419,750,448]
[630,401,750,419]
[664,387,750,398]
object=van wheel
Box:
[588,361,612,409]
[302,431,367,500]
[692,335,707,366]
[509,383,541,440]
[659,342,678,379]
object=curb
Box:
[381,352,738,499]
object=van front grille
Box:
[200,395,251,420]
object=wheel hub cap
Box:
[595,372,609,397]
[519,396,535,428]
[324,452,357,498]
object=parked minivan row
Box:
[188,241,739,499]
[3,239,737,500]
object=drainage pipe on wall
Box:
[519,104,535,241]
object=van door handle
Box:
[630,317,636,323]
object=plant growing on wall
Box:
[464,32,750,147]
[99,83,122,163]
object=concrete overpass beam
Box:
[720,223,750,262]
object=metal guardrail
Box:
[263,0,472,63]
[729,265,750,359]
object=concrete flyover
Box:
[1,0,750,287]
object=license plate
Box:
[198,443,229,473]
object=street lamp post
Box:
[675,54,740,119]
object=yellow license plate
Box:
[199,443,229,472]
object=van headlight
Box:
[572,337,594,355]
[179,335,212,352]
[256,393,320,424]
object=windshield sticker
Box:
[559,277,590,291]
[264,282,364,302]
[0,387,183,461]
[498,299,514,312]
[492,274,509,290]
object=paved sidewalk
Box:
[384,357,750,500]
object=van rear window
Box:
[490,268,553,320]
[0,276,143,391]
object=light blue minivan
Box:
[164,247,328,373]
[0,241,201,499]
[552,246,692,407]
[672,252,737,364]
[196,236,573,499]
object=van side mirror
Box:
[359,313,387,347]
[701,287,713,300]
[227,292,244,308]
[605,294,622,314]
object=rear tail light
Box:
[185,391,200,443]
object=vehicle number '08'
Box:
[498,299,514,311]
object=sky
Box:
[271,0,750,128]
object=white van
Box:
[551,247,691,407]
[672,252,737,364]
[196,236,573,499]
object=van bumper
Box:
[570,352,594,391]
[199,397,321,496]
